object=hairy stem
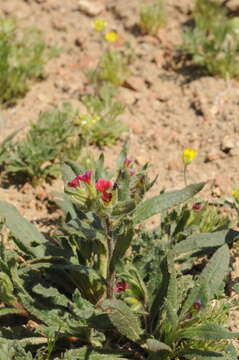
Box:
[105,216,115,299]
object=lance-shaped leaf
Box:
[179,244,230,319]
[0,201,46,258]
[149,255,170,331]
[179,349,225,359]
[181,323,239,340]
[133,182,205,224]
[56,346,129,360]
[174,229,239,255]
[110,219,134,269]
[102,299,143,342]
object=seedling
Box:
[0,18,56,105]
[139,0,166,36]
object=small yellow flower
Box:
[93,19,107,32]
[231,188,239,199]
[105,31,118,43]
[182,148,197,165]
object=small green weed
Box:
[0,94,126,183]
[139,0,166,36]
[182,0,239,78]
[93,49,131,86]
[5,104,79,183]
[78,85,126,146]
[0,18,56,105]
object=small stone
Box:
[77,0,104,16]
[221,135,235,153]
[205,150,220,162]
[124,76,145,92]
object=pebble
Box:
[77,0,104,17]
[221,135,235,153]
[124,76,146,92]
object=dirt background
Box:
[0,0,239,349]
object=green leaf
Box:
[110,219,134,268]
[146,338,172,352]
[102,299,143,342]
[198,244,230,301]
[0,308,22,316]
[133,182,205,224]
[56,347,129,360]
[174,229,239,254]
[180,349,225,359]
[180,245,230,318]
[149,256,170,331]
[181,323,239,340]
[0,201,46,257]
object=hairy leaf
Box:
[102,299,143,342]
[133,182,205,224]
[0,201,46,257]
[181,323,239,340]
[174,229,239,254]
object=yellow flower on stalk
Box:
[93,19,107,32]
[182,148,197,165]
[105,31,118,43]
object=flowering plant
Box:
[0,146,238,359]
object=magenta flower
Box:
[68,170,92,188]
[95,178,112,193]
[192,203,201,211]
[114,280,129,292]
[78,170,92,184]
[68,176,81,188]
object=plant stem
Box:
[183,164,188,186]
[105,216,115,299]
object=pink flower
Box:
[68,170,92,188]
[114,280,129,292]
[68,176,81,188]
[95,178,112,193]
[78,170,92,184]
[101,191,112,203]
[192,203,201,211]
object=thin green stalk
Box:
[183,164,188,186]
[105,216,115,299]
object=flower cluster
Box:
[68,170,92,188]
[95,178,113,203]
[182,148,197,165]
[68,171,113,203]
[92,18,118,43]
[74,114,100,131]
